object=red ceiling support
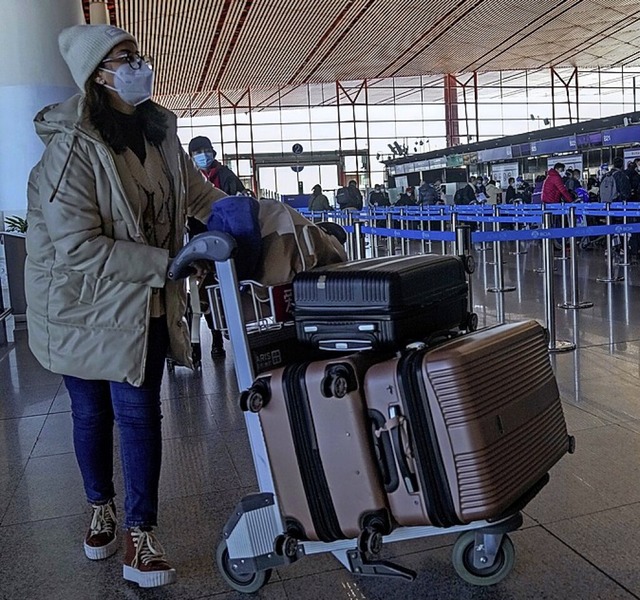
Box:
[444,75,461,147]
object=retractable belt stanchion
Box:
[450,212,458,257]
[620,201,630,267]
[426,206,433,254]
[354,221,363,261]
[346,211,356,260]
[455,225,477,327]
[440,206,447,255]
[597,202,624,283]
[420,206,426,255]
[558,205,593,310]
[510,201,527,255]
[386,213,394,256]
[542,212,576,353]
[555,206,569,261]
[487,204,516,293]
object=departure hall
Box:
[3,1,640,599]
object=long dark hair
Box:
[84,75,168,153]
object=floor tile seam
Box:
[524,499,640,527]
[0,412,53,421]
[46,379,65,415]
[538,522,640,599]
[0,510,86,529]
[0,462,29,526]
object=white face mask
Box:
[100,61,154,106]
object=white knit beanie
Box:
[58,24,137,90]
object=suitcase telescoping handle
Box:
[167,231,237,280]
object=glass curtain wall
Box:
[176,66,640,195]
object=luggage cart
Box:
[169,230,538,593]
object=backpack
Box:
[336,187,349,207]
[599,172,618,203]
[453,187,465,204]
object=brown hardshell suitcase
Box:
[364,320,572,527]
[242,354,394,542]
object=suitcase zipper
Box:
[397,351,462,527]
[282,362,345,542]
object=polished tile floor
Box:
[2,241,640,600]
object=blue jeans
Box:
[63,317,169,529]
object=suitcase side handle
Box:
[369,410,400,494]
[387,407,419,495]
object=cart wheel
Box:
[216,540,272,594]
[452,531,515,587]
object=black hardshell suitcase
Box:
[293,254,472,351]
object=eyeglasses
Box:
[100,52,153,70]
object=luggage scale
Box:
[169,231,526,594]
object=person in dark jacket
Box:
[368,184,390,207]
[505,177,517,203]
[336,180,363,210]
[308,184,331,211]
[396,186,417,206]
[541,163,574,204]
[418,180,440,205]
[456,179,477,205]
[188,135,247,359]
[188,136,246,195]
[624,162,640,200]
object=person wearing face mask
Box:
[188,136,246,196]
[25,24,227,588]
[186,136,246,358]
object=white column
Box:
[0,0,83,341]
[0,0,84,217]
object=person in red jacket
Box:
[541,162,574,204]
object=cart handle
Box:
[168,230,237,280]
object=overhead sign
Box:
[602,125,640,146]
[477,146,513,163]
[530,135,577,156]
[292,143,304,154]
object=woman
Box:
[25,24,225,588]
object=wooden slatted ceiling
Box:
[80,0,640,114]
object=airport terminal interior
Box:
[4,1,640,599]
[3,243,640,600]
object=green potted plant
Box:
[1,215,27,330]
[4,215,28,233]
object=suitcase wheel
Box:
[216,539,272,594]
[321,364,356,399]
[274,534,299,559]
[464,312,479,332]
[452,531,515,586]
[239,379,271,413]
[357,528,383,556]
[462,254,476,274]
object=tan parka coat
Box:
[25,95,226,386]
